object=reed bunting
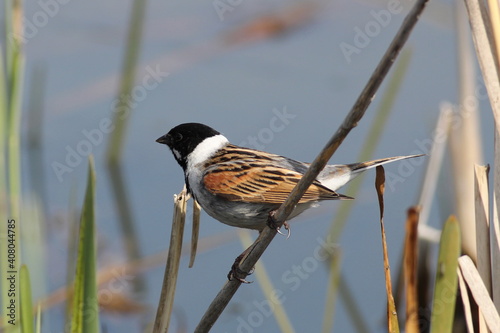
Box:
[157,123,421,233]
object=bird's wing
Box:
[203,162,350,204]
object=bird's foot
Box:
[227,251,254,284]
[267,211,291,239]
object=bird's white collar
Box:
[187,134,229,167]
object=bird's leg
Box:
[227,246,254,284]
[267,210,291,239]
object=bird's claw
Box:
[267,211,291,239]
[228,266,253,284]
[227,253,254,284]
[277,222,291,239]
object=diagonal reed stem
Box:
[194,0,430,331]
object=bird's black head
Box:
[156,123,221,170]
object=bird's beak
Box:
[156,134,170,145]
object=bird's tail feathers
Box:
[349,154,424,173]
[319,154,424,191]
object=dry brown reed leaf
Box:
[404,207,420,333]
[375,166,400,333]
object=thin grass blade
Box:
[106,163,145,294]
[21,198,47,304]
[0,50,7,198]
[239,229,295,333]
[2,28,24,333]
[6,38,24,221]
[337,276,370,333]
[106,0,148,163]
[321,250,342,333]
[64,185,79,326]
[26,65,48,213]
[0,45,12,331]
[19,265,34,333]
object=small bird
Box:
[156,123,421,233]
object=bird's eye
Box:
[173,133,183,142]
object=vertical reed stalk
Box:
[449,0,482,261]
[1,1,24,332]
[104,0,148,297]
[106,0,148,164]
